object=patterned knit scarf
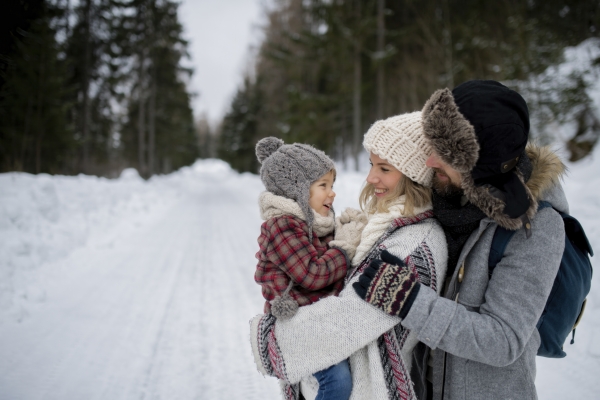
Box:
[352,196,432,267]
[259,191,335,237]
[364,213,436,400]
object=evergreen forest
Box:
[1,0,196,177]
[1,0,600,177]
[218,0,600,173]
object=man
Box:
[354,80,567,399]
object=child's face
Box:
[366,152,403,199]
[309,170,336,217]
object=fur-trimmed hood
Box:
[422,86,565,230]
[462,144,566,230]
[524,145,566,204]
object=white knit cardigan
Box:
[250,206,448,400]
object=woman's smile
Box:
[374,188,389,197]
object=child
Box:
[254,137,365,400]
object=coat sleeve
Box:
[249,284,400,384]
[264,217,347,291]
[249,221,447,384]
[401,207,564,367]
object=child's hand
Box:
[329,210,367,260]
[338,208,368,226]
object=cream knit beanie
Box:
[363,111,433,187]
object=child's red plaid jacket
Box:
[255,215,348,314]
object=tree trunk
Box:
[148,64,156,176]
[20,96,34,172]
[81,0,92,174]
[442,0,454,88]
[352,0,362,171]
[353,45,362,172]
[147,0,157,176]
[35,35,47,174]
[376,0,385,119]
[138,54,147,178]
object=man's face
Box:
[426,152,463,195]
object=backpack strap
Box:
[537,200,552,211]
[488,201,553,277]
[488,227,516,277]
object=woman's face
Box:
[366,152,403,198]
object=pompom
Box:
[270,293,299,319]
[256,137,284,164]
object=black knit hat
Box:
[422,80,535,231]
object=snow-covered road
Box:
[0,164,280,399]
[1,157,599,399]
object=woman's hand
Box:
[329,208,367,260]
[353,250,420,318]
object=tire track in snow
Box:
[0,171,281,400]
[191,174,281,399]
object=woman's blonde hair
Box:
[359,175,431,216]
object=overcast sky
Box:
[178,0,265,126]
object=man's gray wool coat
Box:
[402,145,567,400]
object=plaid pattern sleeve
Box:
[255,216,348,311]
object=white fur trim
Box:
[259,192,335,237]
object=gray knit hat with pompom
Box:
[256,137,335,237]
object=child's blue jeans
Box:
[313,359,352,400]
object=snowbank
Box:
[0,150,598,398]
[0,160,236,322]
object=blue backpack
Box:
[488,201,593,358]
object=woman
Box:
[250,111,448,400]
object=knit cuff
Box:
[399,282,421,319]
[363,262,419,317]
[329,240,356,262]
[249,315,271,376]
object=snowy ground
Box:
[1,150,599,399]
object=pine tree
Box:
[0,0,73,173]
[218,76,262,173]
[119,0,197,176]
[64,0,119,175]
[235,0,600,166]
[197,114,216,159]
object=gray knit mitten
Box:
[353,250,419,317]
[329,208,367,260]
